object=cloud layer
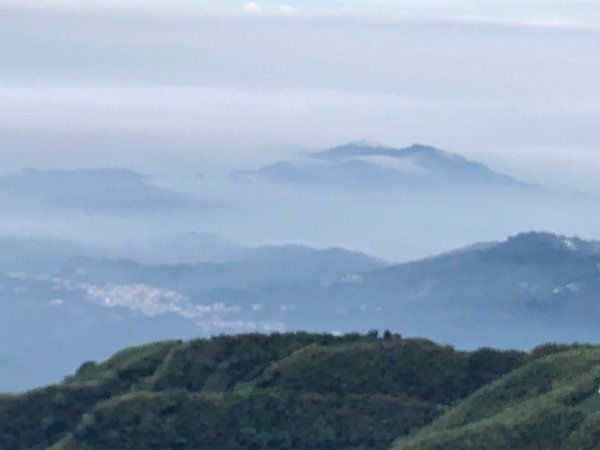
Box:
[1,0,599,28]
[1,1,600,193]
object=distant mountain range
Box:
[0,168,204,213]
[0,239,384,391]
[1,142,533,216]
[234,141,531,190]
[2,231,600,392]
[59,245,385,292]
[224,231,600,348]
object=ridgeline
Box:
[1,332,599,449]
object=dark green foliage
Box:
[0,341,179,449]
[66,340,179,387]
[260,340,462,401]
[394,347,600,449]
[0,332,530,449]
[530,342,592,360]
[148,332,348,392]
[466,347,529,388]
[0,384,110,449]
[258,339,526,402]
[564,412,600,448]
[57,390,433,450]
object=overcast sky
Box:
[1,0,599,191]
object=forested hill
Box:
[1,332,525,449]
[394,344,600,449]
[1,332,599,449]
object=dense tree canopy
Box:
[5,333,600,449]
[0,332,531,449]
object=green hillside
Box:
[394,344,600,449]
[6,333,600,450]
[0,332,527,449]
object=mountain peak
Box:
[405,143,438,151]
[404,143,451,155]
[314,142,463,162]
[238,141,531,190]
[347,138,386,148]
[485,231,600,259]
[313,141,393,160]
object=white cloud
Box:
[0,0,215,17]
[49,298,64,306]
[242,2,261,14]
[0,84,452,138]
[2,0,600,199]
[252,303,263,311]
[278,4,296,16]
[1,0,599,28]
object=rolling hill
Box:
[0,332,528,449]
[394,344,600,449]
[4,333,600,449]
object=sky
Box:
[1,0,600,192]
[3,0,600,393]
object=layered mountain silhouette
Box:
[0,168,203,212]
[0,241,384,391]
[59,245,385,291]
[231,231,600,348]
[3,231,600,392]
[234,141,531,190]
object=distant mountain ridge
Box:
[151,230,600,349]
[0,168,204,212]
[313,231,600,346]
[4,230,600,392]
[50,230,600,352]
[234,141,531,189]
[59,244,385,292]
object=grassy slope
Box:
[394,345,600,449]
[0,332,527,449]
